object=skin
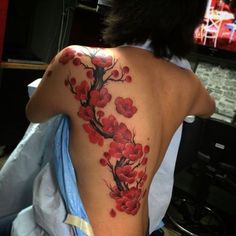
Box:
[26,45,215,236]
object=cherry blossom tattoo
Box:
[60,47,150,217]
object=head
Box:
[103,0,208,58]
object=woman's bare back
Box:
[26,45,215,236]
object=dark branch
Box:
[90,120,113,139]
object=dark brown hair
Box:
[103,0,208,58]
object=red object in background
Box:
[0,0,9,62]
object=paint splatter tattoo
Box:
[59,47,150,217]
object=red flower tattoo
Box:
[122,66,130,74]
[110,186,122,199]
[91,55,113,68]
[125,75,132,83]
[90,88,112,108]
[102,115,118,135]
[78,106,94,121]
[70,77,76,85]
[116,165,137,184]
[115,187,141,215]
[75,81,90,101]
[86,70,94,79]
[73,57,81,66]
[97,110,105,118]
[108,142,125,159]
[123,143,143,161]
[138,171,147,188]
[115,97,137,118]
[100,158,108,166]
[141,157,148,165]
[111,69,119,77]
[64,48,150,217]
[144,145,150,153]
[103,152,111,160]
[83,123,104,146]
[59,48,76,64]
[113,123,132,143]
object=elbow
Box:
[199,96,216,119]
[206,95,216,117]
[209,95,216,116]
[25,101,59,123]
[25,102,41,123]
[25,102,36,123]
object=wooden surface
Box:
[0,61,48,70]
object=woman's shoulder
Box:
[57,45,114,60]
[51,45,116,73]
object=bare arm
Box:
[26,48,72,123]
[188,74,216,118]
